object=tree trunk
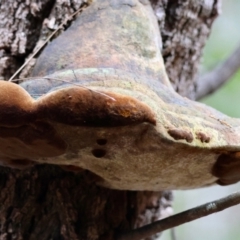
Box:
[0,0,220,239]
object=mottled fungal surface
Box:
[1,0,240,191]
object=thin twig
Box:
[8,6,86,82]
[8,5,115,102]
[116,191,240,240]
[196,42,240,100]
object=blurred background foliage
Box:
[201,0,240,116]
[161,0,240,239]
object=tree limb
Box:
[116,191,240,240]
[196,42,240,100]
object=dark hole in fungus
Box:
[96,139,107,145]
[92,149,106,158]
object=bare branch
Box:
[196,43,240,100]
[116,191,240,240]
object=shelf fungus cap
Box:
[2,0,240,191]
[2,77,240,191]
[0,80,156,171]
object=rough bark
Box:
[0,0,220,240]
[151,0,220,99]
[0,166,173,240]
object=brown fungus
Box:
[212,153,240,186]
[196,132,211,143]
[167,128,194,143]
[2,0,240,191]
[0,80,156,170]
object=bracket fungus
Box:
[2,0,240,190]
